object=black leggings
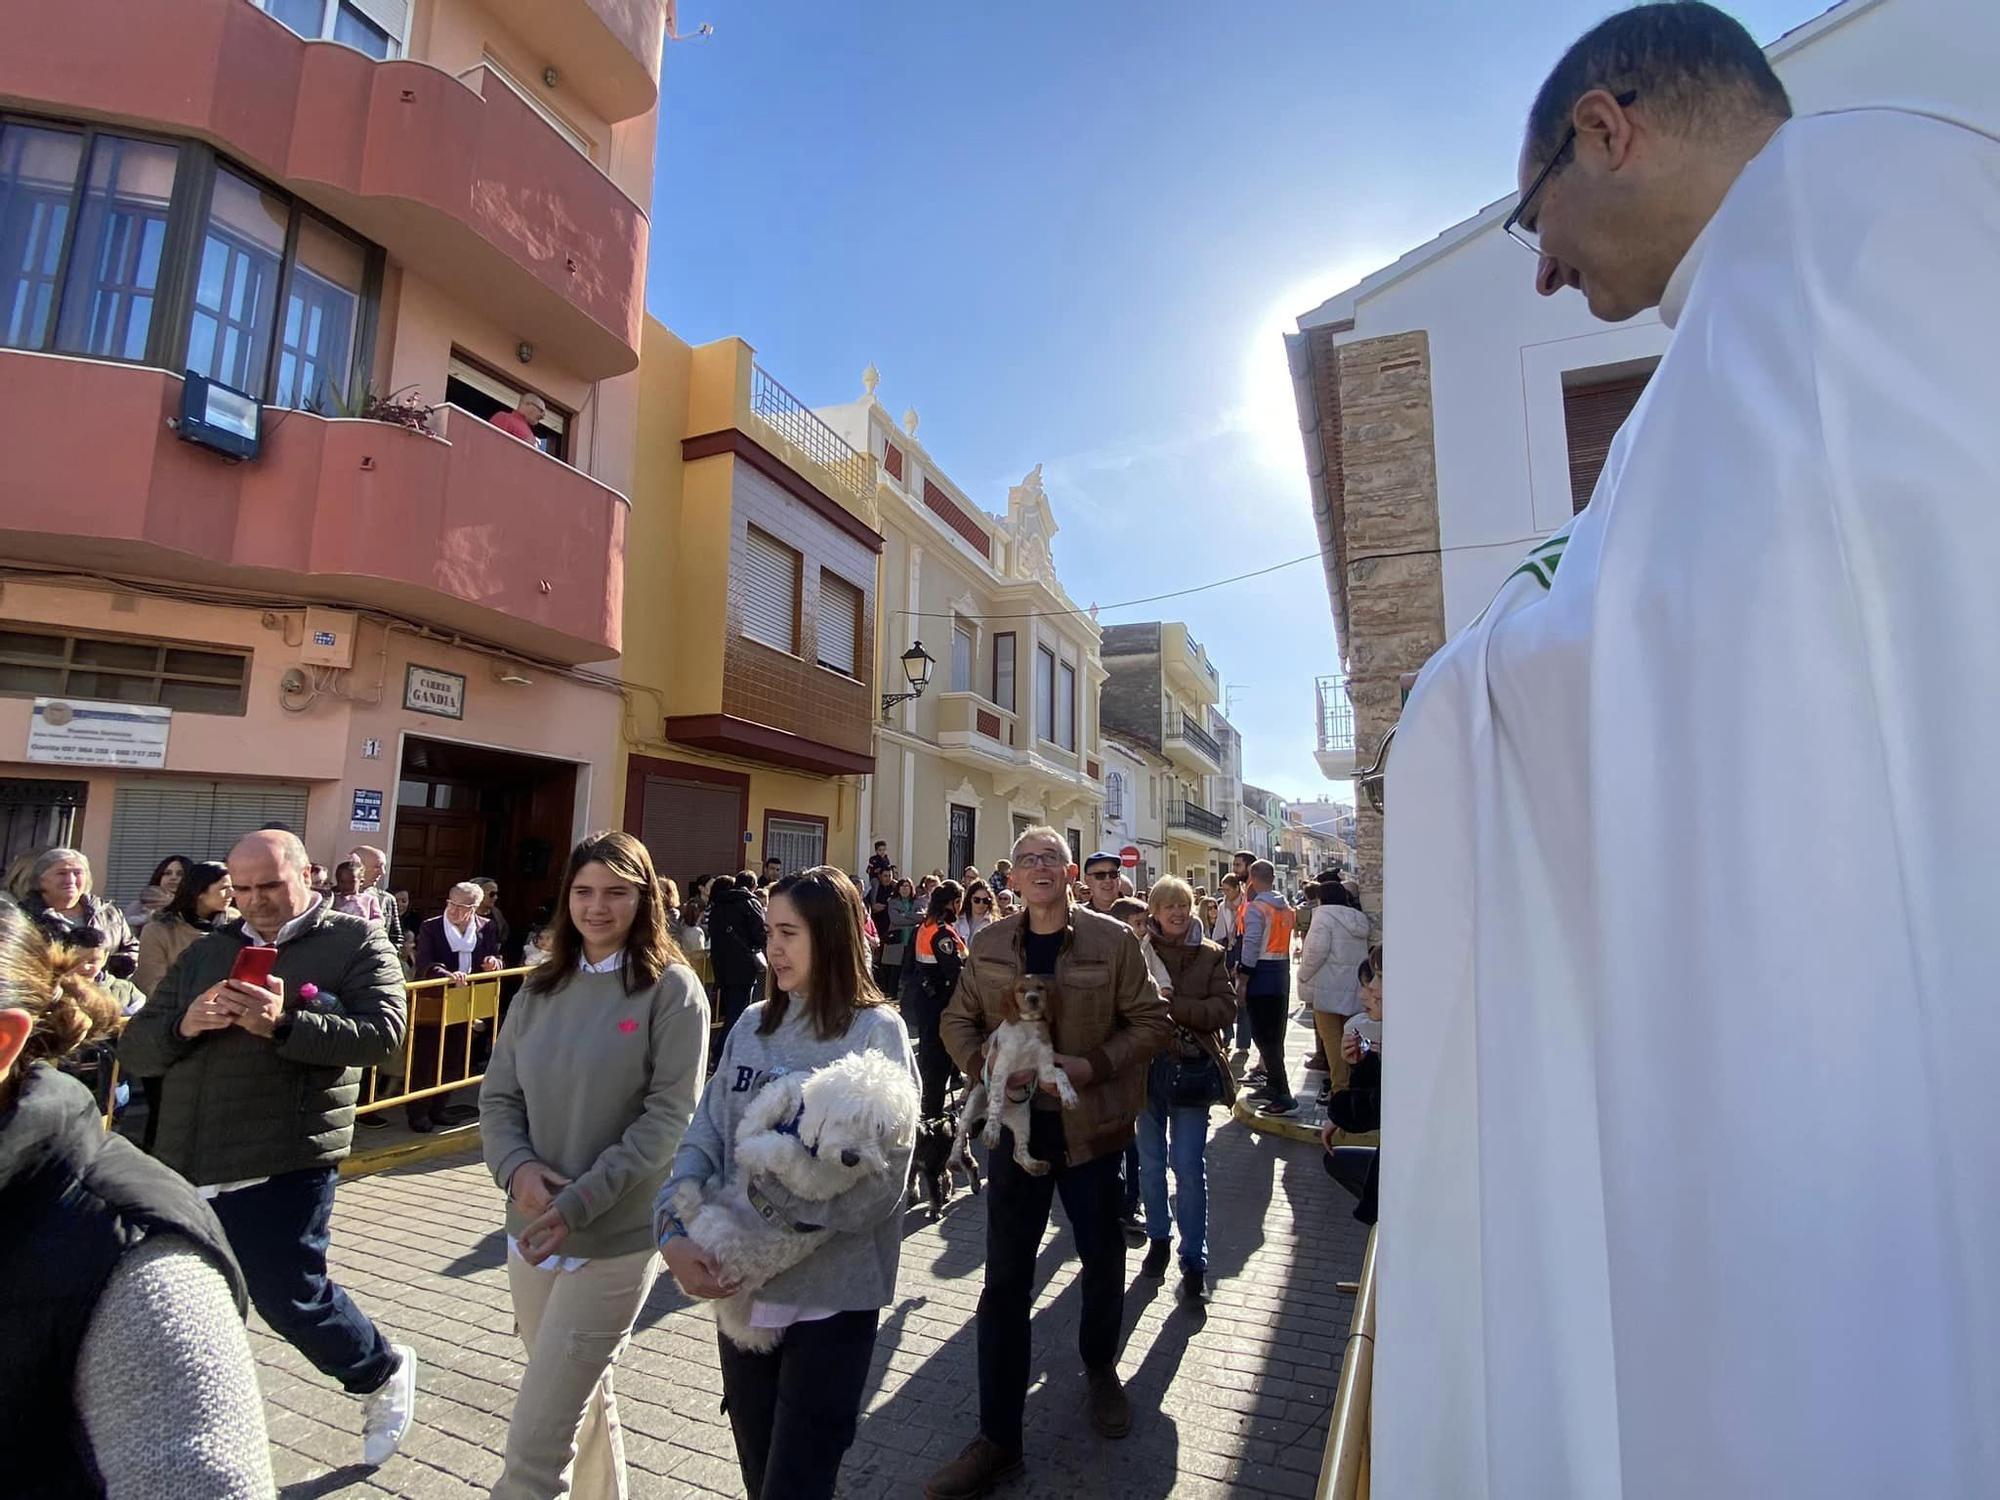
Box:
[1246,988,1293,1105]
[718,1308,879,1500]
[903,986,959,1119]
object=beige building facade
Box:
[820,380,1103,878]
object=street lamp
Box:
[880,640,935,718]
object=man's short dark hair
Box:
[874,840,887,850]
[735,870,758,888]
[1527,2,1791,168]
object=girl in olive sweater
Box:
[481,832,709,1500]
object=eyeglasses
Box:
[1086,869,1120,881]
[972,898,992,908]
[1013,852,1068,870]
[1503,90,1637,255]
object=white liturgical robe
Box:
[1377,105,2000,1499]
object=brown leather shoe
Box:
[924,1435,1024,1499]
[1086,1365,1133,1438]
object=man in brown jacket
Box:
[924,827,1173,1500]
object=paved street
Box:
[253,1016,1366,1500]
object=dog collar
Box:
[746,1180,823,1234]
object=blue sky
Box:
[645,0,1822,802]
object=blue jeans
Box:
[208,1166,398,1394]
[1133,1094,1211,1272]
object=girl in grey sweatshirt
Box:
[657,867,917,1500]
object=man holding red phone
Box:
[121,829,418,1468]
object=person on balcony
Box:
[489,391,546,445]
[118,830,417,1470]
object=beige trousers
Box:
[1314,1009,1354,1093]
[494,1246,660,1500]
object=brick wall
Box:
[721,459,877,758]
[1099,621,1161,658]
[922,477,991,559]
[1335,330,1445,912]
[1099,650,1164,754]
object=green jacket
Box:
[119,902,406,1187]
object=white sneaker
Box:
[361,1343,417,1467]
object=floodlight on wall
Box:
[880,641,935,718]
[176,371,262,461]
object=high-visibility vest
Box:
[1253,896,1295,961]
[915,919,950,964]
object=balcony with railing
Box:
[3,0,649,378]
[751,364,877,506]
[936,691,1018,760]
[1316,673,1358,780]
[682,339,880,531]
[1165,709,1223,775]
[1162,621,1221,706]
[0,350,627,661]
[1168,796,1228,841]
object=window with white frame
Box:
[992,632,1016,711]
[1035,645,1055,743]
[1105,770,1125,820]
[740,526,801,655]
[951,620,975,694]
[1057,659,1077,751]
[257,0,406,58]
[817,569,861,676]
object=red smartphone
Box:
[229,945,280,987]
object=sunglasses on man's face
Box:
[1087,869,1120,881]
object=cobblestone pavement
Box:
[255,1012,1367,1499]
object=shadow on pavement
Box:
[279,1464,374,1499]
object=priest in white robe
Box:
[1376,5,2000,1497]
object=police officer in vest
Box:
[1236,859,1300,1116]
[0,902,274,1495]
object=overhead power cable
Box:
[893,551,1321,624]
[893,529,1556,627]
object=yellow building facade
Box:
[618,319,883,889]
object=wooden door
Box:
[392,811,481,924]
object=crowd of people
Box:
[2,819,1378,1499]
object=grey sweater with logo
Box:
[658,1000,917,1312]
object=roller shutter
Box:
[105,778,310,902]
[637,776,744,892]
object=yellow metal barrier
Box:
[103,951,721,1137]
[1319,1225,1377,1500]
[358,953,718,1117]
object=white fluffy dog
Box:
[670,1048,918,1352]
[952,976,1078,1177]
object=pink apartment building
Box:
[0,0,664,930]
